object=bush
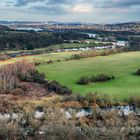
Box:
[71,49,122,60]
[47,81,72,95]
[65,58,69,61]
[71,54,81,60]
[134,69,140,75]
[57,59,61,62]
[92,74,110,82]
[32,71,46,84]
[0,60,36,92]
[90,74,115,82]
[90,76,96,82]
[60,86,72,95]
[77,74,115,85]
[75,94,85,102]
[77,76,90,85]
[85,93,96,103]
[19,70,46,84]
[0,54,9,60]
[62,95,76,102]
[34,62,41,66]
[47,60,53,64]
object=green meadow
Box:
[37,52,140,100]
[0,51,81,66]
[1,51,140,100]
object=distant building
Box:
[16,27,43,32]
[113,41,129,47]
[94,46,113,50]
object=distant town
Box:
[0,21,140,33]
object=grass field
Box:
[37,52,140,100]
[1,51,140,100]
[48,42,98,50]
[0,51,82,66]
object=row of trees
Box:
[127,36,140,51]
[71,49,123,60]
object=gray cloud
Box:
[94,0,140,8]
[14,0,71,7]
[47,0,68,5]
[14,0,140,9]
[1,0,139,23]
[15,0,45,6]
[32,5,68,15]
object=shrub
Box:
[93,74,110,82]
[77,76,90,85]
[47,81,72,95]
[90,76,96,82]
[11,88,24,95]
[0,60,36,92]
[75,94,85,102]
[90,74,115,82]
[71,49,122,60]
[111,75,115,80]
[62,95,76,102]
[0,54,9,60]
[31,71,46,84]
[0,73,19,92]
[85,93,97,103]
[128,97,140,108]
[57,59,61,62]
[59,86,72,95]
[47,60,53,64]
[71,54,81,60]
[100,50,111,56]
[65,58,69,61]
[77,74,115,85]
[134,69,140,75]
[34,62,41,66]
[19,70,46,84]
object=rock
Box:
[65,111,72,119]
[34,111,45,119]
[120,127,125,134]
[76,110,90,118]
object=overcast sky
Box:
[0,0,140,23]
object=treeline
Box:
[0,31,89,51]
[0,25,10,31]
[126,36,140,51]
[71,49,122,60]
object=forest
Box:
[0,31,89,50]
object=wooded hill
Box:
[0,25,10,31]
[0,31,89,51]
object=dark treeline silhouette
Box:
[123,36,140,51]
[0,25,10,31]
[0,31,89,50]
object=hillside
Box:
[0,25,10,31]
[37,51,140,100]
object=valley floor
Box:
[37,51,140,100]
[1,51,140,100]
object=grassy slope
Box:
[1,51,140,100]
[49,43,95,49]
[37,52,140,100]
[0,51,81,66]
